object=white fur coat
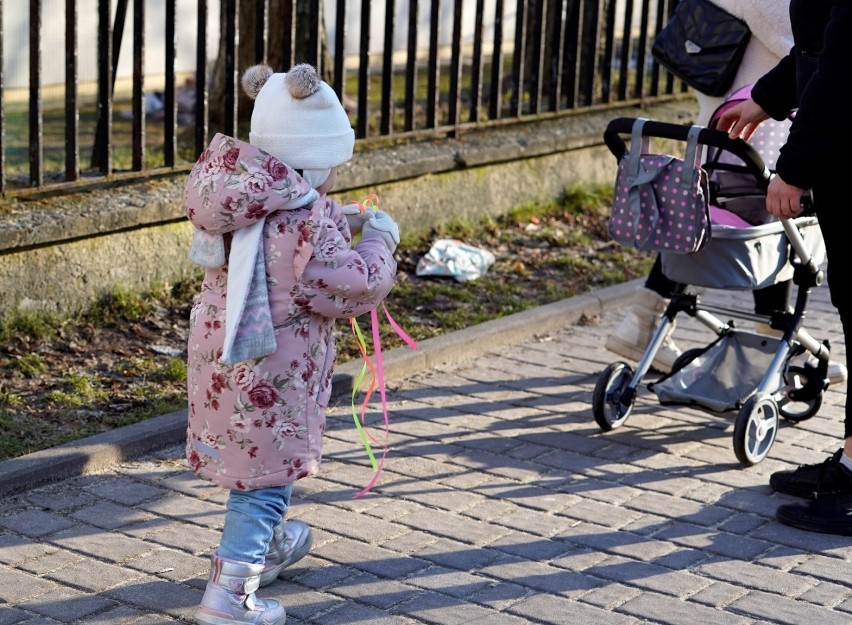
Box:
[694,0,793,124]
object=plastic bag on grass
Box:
[415,239,496,282]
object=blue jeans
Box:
[217,485,293,564]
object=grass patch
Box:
[152,358,188,383]
[0,309,61,343]
[0,279,195,460]
[84,285,153,326]
[5,353,49,377]
[45,373,110,407]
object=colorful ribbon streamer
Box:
[348,302,418,498]
[344,193,417,497]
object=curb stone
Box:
[0,279,642,497]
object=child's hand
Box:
[362,211,400,253]
[342,204,370,234]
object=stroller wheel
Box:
[777,365,823,423]
[671,348,704,373]
[592,361,635,431]
[733,393,779,466]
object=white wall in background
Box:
[2,0,220,91]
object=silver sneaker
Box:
[195,555,287,625]
[259,520,313,587]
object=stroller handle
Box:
[604,117,772,189]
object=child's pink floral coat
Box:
[184,134,397,491]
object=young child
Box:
[184,63,399,625]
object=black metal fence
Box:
[0,0,681,198]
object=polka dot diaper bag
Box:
[609,119,711,255]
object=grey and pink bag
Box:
[609,119,711,255]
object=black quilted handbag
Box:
[652,0,751,97]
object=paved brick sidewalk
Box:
[1,283,850,624]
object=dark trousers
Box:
[813,164,851,439]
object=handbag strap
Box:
[627,119,704,186]
[681,125,704,190]
[626,118,650,181]
[622,119,658,250]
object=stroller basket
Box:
[651,331,778,412]
[661,216,825,290]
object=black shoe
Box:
[769,449,852,499]
[776,496,852,536]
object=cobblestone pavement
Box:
[1,283,850,625]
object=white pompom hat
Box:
[241,63,354,175]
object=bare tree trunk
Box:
[209,1,332,131]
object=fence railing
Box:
[0,0,682,198]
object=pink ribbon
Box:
[348,303,417,498]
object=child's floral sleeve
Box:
[292,214,397,320]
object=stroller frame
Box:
[593,118,832,467]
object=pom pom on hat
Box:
[241,64,274,99]
[285,65,322,99]
[243,63,355,170]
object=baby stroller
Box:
[592,92,831,467]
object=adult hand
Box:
[766,175,806,219]
[716,98,770,142]
[341,204,370,234]
[362,210,400,253]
